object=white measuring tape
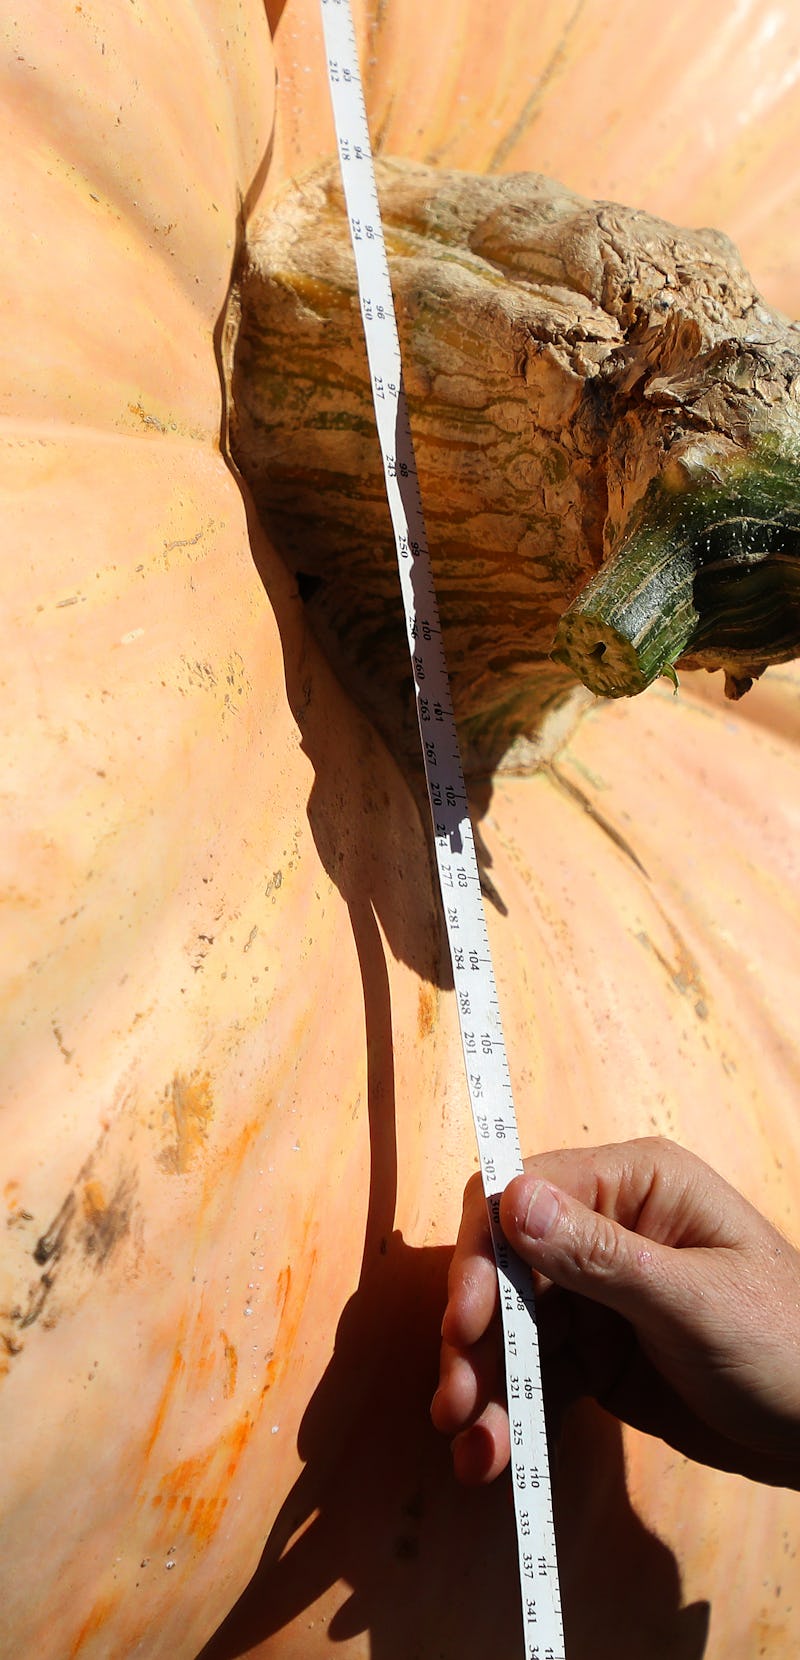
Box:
[317,2,564,1654]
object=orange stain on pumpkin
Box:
[158,1070,214,1174]
[141,1118,264,1463]
[66,1592,121,1658]
[261,1263,294,1392]
[195,1113,262,1216]
[150,1411,256,1546]
[221,1114,262,1172]
[3,1178,20,1209]
[261,1243,319,1396]
[142,1344,187,1461]
[417,983,437,1040]
[276,1262,291,1311]
[220,1329,238,1398]
[81,1178,106,1218]
[138,1116,311,1553]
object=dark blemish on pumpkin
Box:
[5,1180,34,1231]
[417,984,436,1040]
[6,1209,34,1229]
[157,1071,214,1175]
[52,1021,74,1063]
[163,526,205,553]
[19,1270,55,1329]
[393,1534,419,1561]
[190,933,215,972]
[182,658,217,690]
[34,1190,76,1266]
[546,762,649,877]
[79,1176,134,1267]
[635,921,710,1023]
[6,1159,138,1348]
[479,866,508,916]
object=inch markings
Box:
[318,2,564,1654]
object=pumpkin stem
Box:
[551,441,800,698]
[233,161,800,759]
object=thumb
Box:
[499,1174,681,1328]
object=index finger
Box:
[441,1172,498,1348]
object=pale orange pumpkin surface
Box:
[1,4,799,1659]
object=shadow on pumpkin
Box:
[200,1225,710,1660]
[204,465,711,1660]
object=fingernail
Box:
[522,1182,560,1239]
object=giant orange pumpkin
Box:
[1,4,799,1659]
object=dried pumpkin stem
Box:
[551,445,800,697]
[232,161,800,757]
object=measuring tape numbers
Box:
[317,2,565,1654]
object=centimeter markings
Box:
[318,2,564,1656]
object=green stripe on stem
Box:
[551,444,800,698]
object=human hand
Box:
[432,1137,800,1489]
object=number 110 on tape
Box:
[317,1,565,1653]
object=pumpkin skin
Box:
[1,6,800,1660]
[2,4,456,1655]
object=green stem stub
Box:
[551,445,800,698]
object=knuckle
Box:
[645,1133,679,1157]
[633,1133,680,1162]
[574,1213,625,1279]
